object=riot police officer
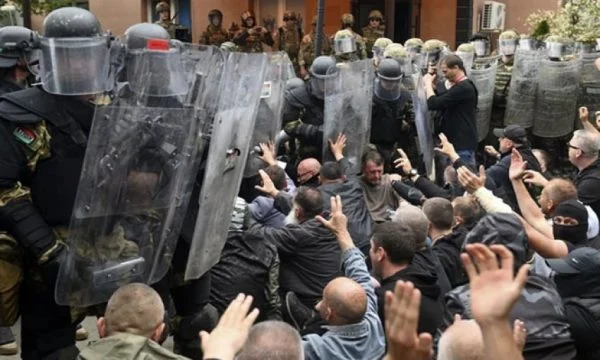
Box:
[0,7,113,359]
[0,26,37,95]
[283,55,337,161]
[371,58,415,172]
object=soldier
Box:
[298,15,332,79]
[283,55,337,161]
[199,9,229,46]
[0,7,114,359]
[275,11,302,77]
[154,1,176,39]
[455,42,476,71]
[333,29,360,63]
[232,10,274,53]
[371,57,416,173]
[492,30,519,131]
[471,32,492,69]
[361,9,385,58]
[335,13,367,59]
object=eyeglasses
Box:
[283,17,296,21]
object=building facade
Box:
[30,0,556,49]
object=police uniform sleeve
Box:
[0,121,59,262]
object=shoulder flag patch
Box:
[13,126,36,145]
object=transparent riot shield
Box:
[455,51,474,75]
[55,105,198,307]
[412,75,434,177]
[185,52,268,280]
[322,59,374,172]
[244,52,292,177]
[504,49,541,128]
[470,58,498,142]
[578,52,600,115]
[533,57,582,138]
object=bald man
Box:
[78,283,187,360]
[297,158,321,187]
[237,321,304,359]
[302,196,385,359]
[438,319,485,360]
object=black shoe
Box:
[284,292,314,330]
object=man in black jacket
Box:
[247,184,340,309]
[568,129,600,218]
[371,221,444,335]
[547,247,600,360]
[425,55,478,167]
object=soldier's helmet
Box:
[333,29,356,55]
[456,43,475,54]
[368,10,383,21]
[340,13,354,28]
[155,2,170,14]
[404,38,423,54]
[241,10,256,22]
[383,43,407,59]
[308,55,337,99]
[422,39,445,68]
[373,37,392,51]
[0,26,37,69]
[498,30,519,56]
[40,7,112,95]
[208,9,223,22]
[375,58,403,101]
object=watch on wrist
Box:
[409,169,418,179]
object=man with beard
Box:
[200,9,229,46]
[248,177,340,310]
[298,16,332,80]
[359,150,402,222]
[232,10,274,53]
[275,11,302,77]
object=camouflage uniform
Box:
[491,30,519,132]
[332,29,361,64]
[298,17,332,76]
[154,2,176,39]
[361,10,385,58]
[232,10,274,53]
[276,11,302,77]
[200,10,229,46]
[334,13,367,60]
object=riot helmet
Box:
[124,23,187,97]
[544,35,573,59]
[0,26,38,72]
[375,58,403,101]
[404,38,423,56]
[372,37,392,62]
[519,34,536,51]
[333,29,357,55]
[208,9,223,27]
[455,43,475,71]
[308,55,336,99]
[498,30,518,56]
[421,39,444,69]
[39,7,112,95]
[470,32,490,57]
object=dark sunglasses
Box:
[369,17,381,21]
[284,17,296,21]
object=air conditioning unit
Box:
[481,1,506,31]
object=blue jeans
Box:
[457,149,476,169]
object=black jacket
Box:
[574,159,600,219]
[432,226,469,288]
[245,217,341,307]
[427,79,478,151]
[437,274,577,360]
[209,231,281,322]
[376,249,445,335]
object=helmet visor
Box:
[334,37,356,55]
[126,43,188,97]
[374,76,401,101]
[471,40,488,57]
[498,39,517,56]
[40,36,111,95]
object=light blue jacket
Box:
[302,247,386,360]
